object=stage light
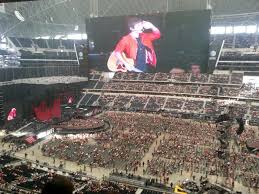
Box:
[14,10,25,22]
[74,25,79,31]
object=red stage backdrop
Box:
[33,98,61,121]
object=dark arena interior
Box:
[0,0,259,194]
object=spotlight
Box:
[14,10,25,22]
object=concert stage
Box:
[0,76,88,124]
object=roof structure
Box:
[0,0,258,37]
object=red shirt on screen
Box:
[115,31,161,67]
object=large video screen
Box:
[87,10,211,73]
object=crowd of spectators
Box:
[112,72,124,80]
[112,72,243,85]
[85,93,253,122]
[231,104,249,118]
[100,82,243,98]
[161,84,198,94]
[3,118,30,132]
[97,95,116,107]
[239,84,259,99]
[145,97,166,111]
[171,73,191,82]
[138,73,155,81]
[0,163,48,193]
[77,181,136,194]
[230,73,244,85]
[122,73,139,80]
[85,81,98,90]
[142,83,161,92]
[94,82,105,90]
[55,118,105,130]
[141,190,162,194]
[129,96,149,111]
[219,87,240,97]
[250,105,259,125]
[19,121,50,134]
[190,74,209,83]
[42,112,161,171]
[210,74,230,84]
[0,155,19,167]
[0,156,136,194]
[112,96,132,111]
[126,83,146,91]
[84,71,259,124]
[164,98,184,110]
[80,94,100,107]
[40,111,258,190]
[204,101,218,114]
[183,100,204,112]
[154,73,170,81]
[84,72,249,122]
[2,135,34,150]
[145,116,259,188]
[102,82,128,91]
[199,86,218,95]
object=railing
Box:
[0,66,79,82]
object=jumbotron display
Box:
[88,10,211,73]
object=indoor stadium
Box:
[0,0,258,194]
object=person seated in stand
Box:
[190,64,201,75]
[114,17,161,73]
[170,64,201,75]
[170,67,185,74]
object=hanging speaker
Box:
[75,42,89,77]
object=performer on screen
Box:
[114,17,161,72]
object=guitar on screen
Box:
[107,51,142,72]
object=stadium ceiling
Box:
[0,0,259,37]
